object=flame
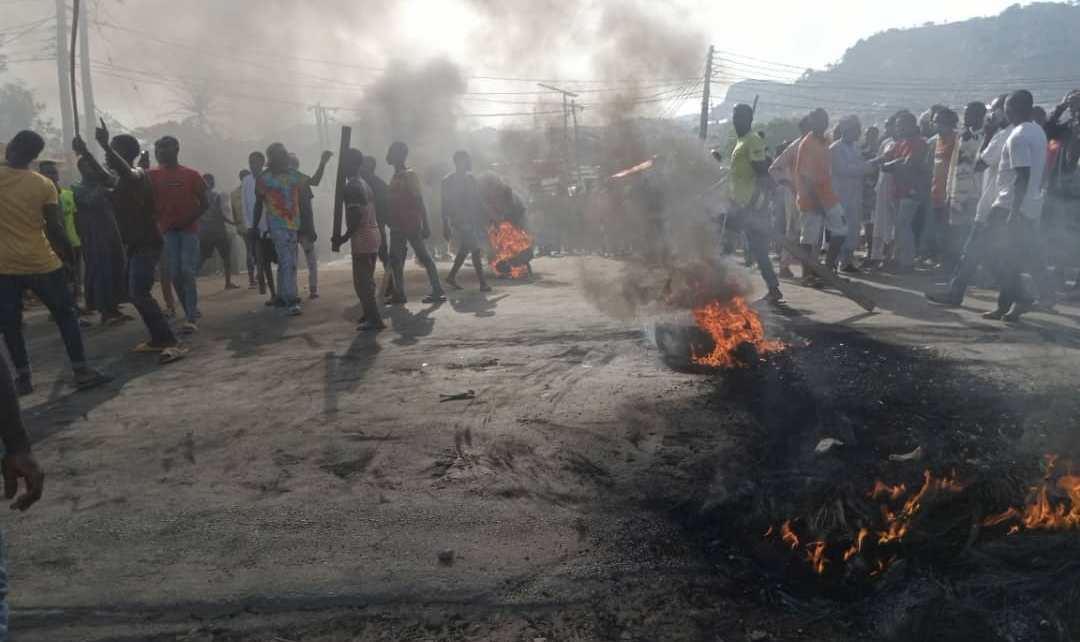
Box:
[691,298,785,368]
[869,482,908,502]
[763,458,1079,580]
[869,556,896,577]
[488,221,533,279]
[842,528,870,562]
[980,458,1080,533]
[878,470,965,545]
[806,541,827,575]
[780,520,799,551]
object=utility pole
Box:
[699,45,714,142]
[537,83,582,190]
[55,0,75,152]
[309,104,325,148]
[570,98,584,191]
[78,0,96,138]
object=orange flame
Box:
[843,528,870,562]
[487,221,532,279]
[869,482,908,502]
[780,520,799,551]
[878,470,965,545]
[806,541,827,575]
[691,298,785,368]
[979,458,1080,534]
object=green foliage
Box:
[0,82,44,142]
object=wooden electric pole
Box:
[537,83,581,190]
[699,45,714,141]
[78,0,97,138]
[570,98,584,190]
[54,0,75,149]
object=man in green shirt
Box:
[726,104,783,303]
[38,161,84,308]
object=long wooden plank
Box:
[330,125,352,252]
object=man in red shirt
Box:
[385,141,445,304]
[878,112,928,272]
[148,136,208,334]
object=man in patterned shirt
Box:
[251,143,308,316]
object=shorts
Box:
[799,204,847,245]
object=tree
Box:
[0,81,45,142]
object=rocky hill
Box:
[717,2,1080,124]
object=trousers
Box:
[128,251,177,346]
[0,268,88,376]
[163,231,200,321]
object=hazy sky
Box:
[0,0,1035,132]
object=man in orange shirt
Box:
[795,108,848,284]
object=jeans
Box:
[987,208,1036,312]
[128,251,177,346]
[300,235,318,294]
[745,226,780,290]
[0,268,88,377]
[163,231,200,321]
[389,230,444,300]
[271,227,299,305]
[0,530,8,640]
[894,197,920,270]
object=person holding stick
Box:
[74,122,184,362]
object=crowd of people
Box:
[1,118,534,398]
[727,89,1080,320]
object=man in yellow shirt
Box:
[726,103,783,303]
[0,131,107,395]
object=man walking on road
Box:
[252,143,308,316]
[983,90,1048,323]
[385,142,446,305]
[198,173,239,291]
[289,152,332,300]
[230,171,252,286]
[727,104,783,302]
[149,136,208,334]
[242,152,275,298]
[796,108,847,283]
[0,130,108,394]
[80,123,183,362]
[442,150,491,292]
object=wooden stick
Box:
[330,125,352,252]
[70,0,81,139]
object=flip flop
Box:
[74,371,113,391]
[158,347,187,364]
[132,342,165,353]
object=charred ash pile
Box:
[656,313,1080,641]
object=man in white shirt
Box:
[927,96,1007,306]
[984,90,1048,322]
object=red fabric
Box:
[148,165,207,234]
[884,137,928,201]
